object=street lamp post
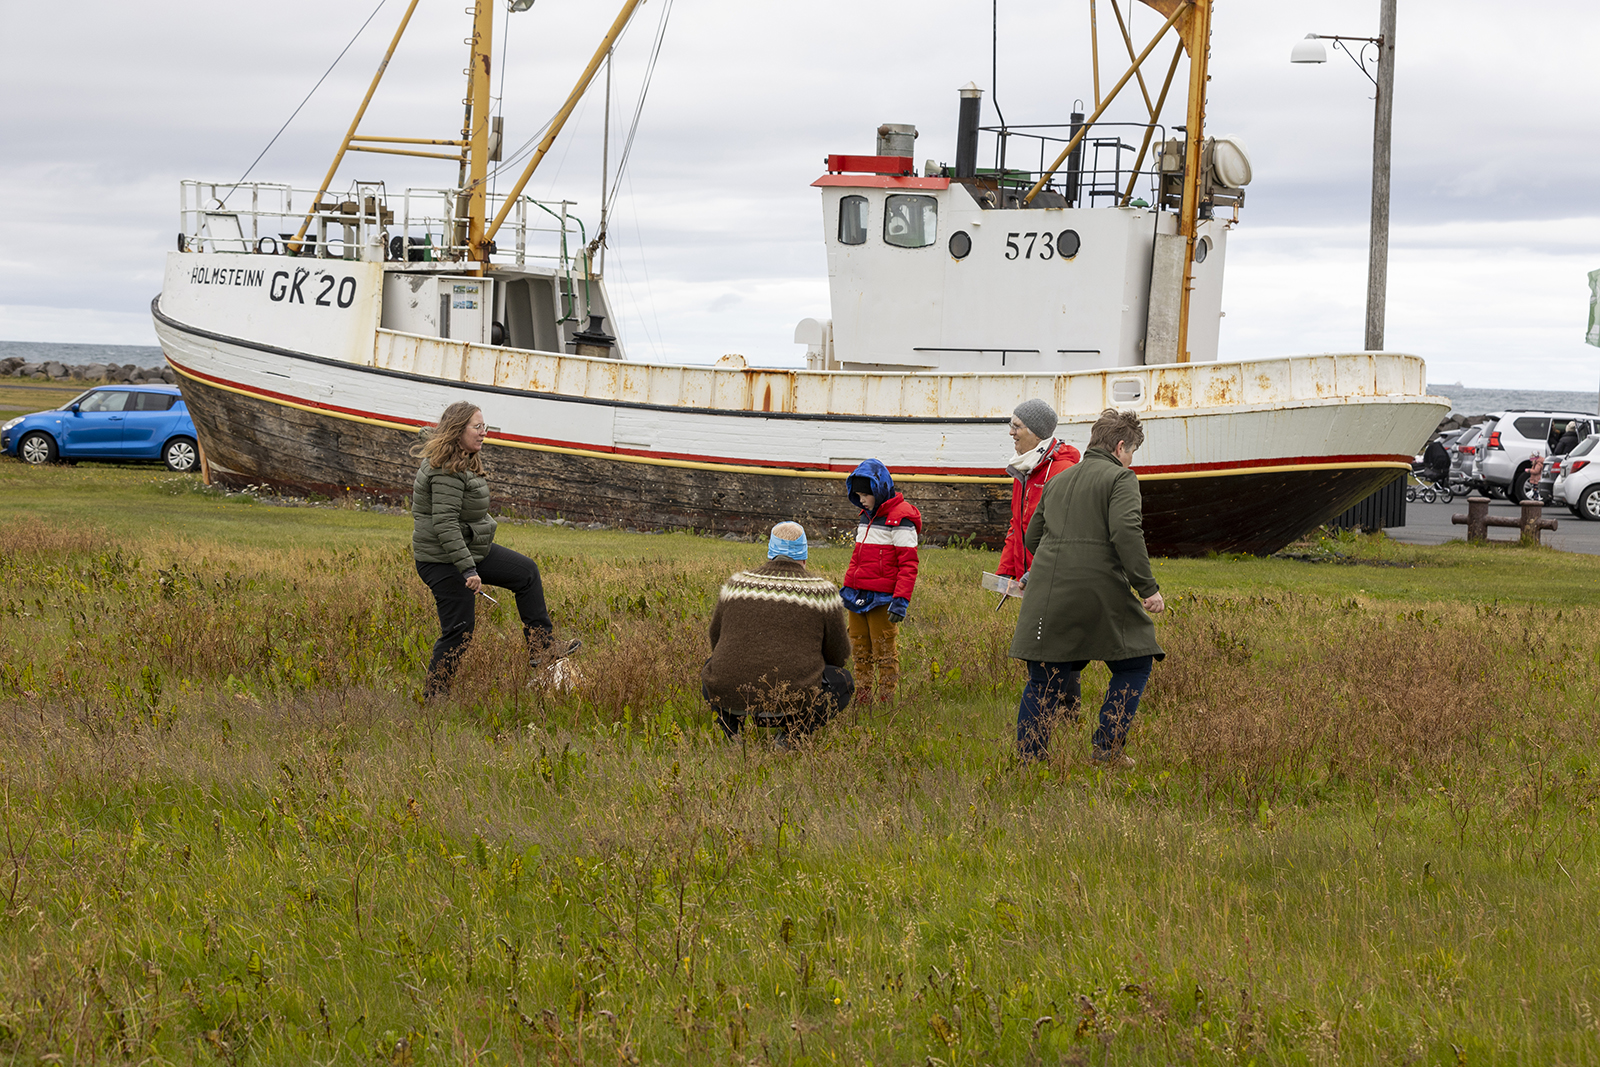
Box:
[1292,0,1398,351]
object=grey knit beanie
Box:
[1013,398,1058,440]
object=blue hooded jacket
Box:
[846,458,896,513]
[841,459,920,617]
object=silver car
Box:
[1449,423,1486,487]
[1554,434,1600,519]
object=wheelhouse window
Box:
[838,195,868,245]
[79,390,131,413]
[883,194,938,248]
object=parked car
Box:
[1449,423,1486,488]
[1537,428,1586,502]
[1554,434,1600,520]
[1539,453,1562,503]
[1,385,199,472]
[1476,410,1596,502]
[1466,414,1505,497]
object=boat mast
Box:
[462,0,497,273]
[1172,0,1211,363]
[1017,0,1215,363]
[481,0,646,254]
[1020,0,1190,206]
[289,0,424,256]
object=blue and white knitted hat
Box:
[767,521,808,561]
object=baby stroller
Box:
[1407,439,1454,504]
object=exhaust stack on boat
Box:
[954,83,982,180]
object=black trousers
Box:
[704,664,855,738]
[416,543,552,694]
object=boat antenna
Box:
[600,48,611,275]
[604,0,674,224]
[593,0,674,273]
[492,0,512,200]
[991,0,1008,166]
[219,0,391,206]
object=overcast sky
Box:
[2,0,1597,388]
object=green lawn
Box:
[0,379,88,425]
[1,460,1597,1065]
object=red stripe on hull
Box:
[166,354,1410,481]
[168,366,1409,556]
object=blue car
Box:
[1,384,200,472]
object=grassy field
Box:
[0,380,88,426]
[2,460,1598,1065]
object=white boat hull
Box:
[153,280,1447,555]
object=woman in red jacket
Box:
[998,399,1080,580]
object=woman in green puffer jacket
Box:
[412,401,578,697]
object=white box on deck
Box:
[381,273,494,343]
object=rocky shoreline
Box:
[0,356,175,385]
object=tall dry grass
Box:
[0,517,1576,806]
[1140,594,1507,806]
[3,513,1599,1062]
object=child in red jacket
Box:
[841,459,921,704]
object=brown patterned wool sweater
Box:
[701,558,850,712]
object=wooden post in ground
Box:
[1520,500,1545,546]
[1454,497,1556,544]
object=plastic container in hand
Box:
[981,572,1025,597]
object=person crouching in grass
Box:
[840,459,921,704]
[701,522,854,742]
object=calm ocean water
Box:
[3,341,1595,416]
[1428,384,1598,417]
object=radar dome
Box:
[1212,138,1252,188]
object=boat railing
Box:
[177,180,583,271]
[975,121,1166,208]
[371,329,1431,421]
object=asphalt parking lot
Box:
[1386,495,1600,555]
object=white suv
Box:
[1477,411,1595,502]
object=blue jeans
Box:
[1016,656,1155,759]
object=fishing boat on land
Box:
[152,0,1447,556]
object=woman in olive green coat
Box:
[1010,408,1165,767]
[412,401,577,696]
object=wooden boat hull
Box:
[153,298,1444,556]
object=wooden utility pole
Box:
[1366,0,1397,350]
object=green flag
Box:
[1589,269,1600,347]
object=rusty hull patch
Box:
[1151,369,1191,409]
[1202,370,1239,407]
